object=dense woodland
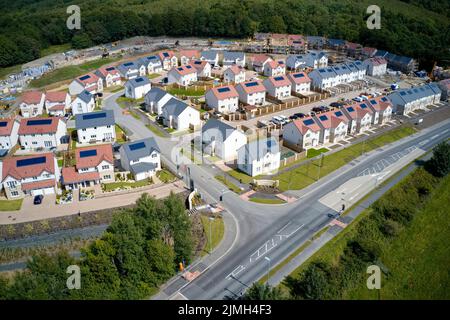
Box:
[0,0,449,70]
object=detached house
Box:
[145,87,173,115]
[1,153,60,199]
[263,75,292,100]
[363,57,387,76]
[202,119,247,162]
[69,73,103,95]
[158,51,178,70]
[137,56,163,74]
[161,98,201,131]
[222,51,246,67]
[307,51,328,69]
[223,65,246,84]
[288,34,307,53]
[287,72,311,94]
[286,54,308,70]
[367,96,393,125]
[18,117,67,150]
[190,60,211,78]
[0,118,20,152]
[282,117,321,151]
[250,54,273,73]
[237,137,280,177]
[179,50,201,66]
[125,76,151,99]
[313,111,349,144]
[263,60,286,77]
[120,138,161,181]
[117,61,140,80]
[205,85,240,114]
[235,80,266,106]
[20,91,45,118]
[45,91,71,117]
[167,65,198,86]
[71,90,95,115]
[62,144,115,190]
[95,66,122,87]
[75,110,116,144]
[200,51,219,67]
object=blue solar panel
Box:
[27,119,52,126]
[79,149,97,158]
[129,141,146,151]
[303,119,314,125]
[400,92,407,96]
[413,88,419,93]
[217,87,231,93]
[177,67,183,71]
[381,97,388,102]
[335,111,343,117]
[407,90,413,94]
[17,156,46,167]
[274,76,284,81]
[186,65,192,69]
[135,77,144,82]
[319,69,325,73]
[245,82,258,87]
[347,107,355,112]
[83,112,106,120]
[319,115,328,121]
[124,62,133,67]
[360,103,368,109]
[0,121,7,127]
[163,52,169,57]
[79,75,91,81]
[370,99,377,104]
[334,67,340,70]
[293,73,304,78]
[106,67,115,71]
[194,61,201,64]
[419,87,425,92]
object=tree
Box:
[243,283,286,300]
[285,262,332,300]
[425,142,450,177]
[71,33,93,49]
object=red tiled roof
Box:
[158,51,175,60]
[292,117,321,135]
[227,65,245,75]
[62,167,100,184]
[172,65,197,76]
[2,153,55,180]
[267,75,291,87]
[75,144,113,169]
[48,104,66,111]
[21,179,55,191]
[330,115,345,128]
[179,50,200,59]
[76,73,99,85]
[252,54,272,66]
[237,80,266,94]
[209,85,239,100]
[288,34,305,46]
[362,47,377,55]
[368,57,387,66]
[315,111,344,129]
[45,91,67,103]
[287,72,311,84]
[266,60,284,70]
[85,84,98,92]
[356,104,371,118]
[189,60,209,72]
[18,117,61,135]
[0,118,16,136]
[96,66,119,78]
[21,91,44,104]
[346,42,362,50]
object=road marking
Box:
[431,134,440,140]
[226,265,246,280]
[277,221,292,234]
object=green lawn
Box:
[115,124,126,143]
[145,124,166,137]
[156,169,177,183]
[40,44,71,57]
[227,169,254,184]
[307,147,329,158]
[167,87,206,97]
[215,175,242,193]
[147,73,161,79]
[249,197,286,204]
[57,159,64,167]
[200,215,225,256]
[0,199,23,211]
[29,57,120,88]
[102,179,152,192]
[276,126,416,191]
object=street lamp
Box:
[209,216,215,254]
[264,256,271,285]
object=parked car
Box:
[312,107,322,112]
[33,195,43,205]
[330,102,341,108]
[294,112,305,118]
[278,115,289,124]
[272,116,283,125]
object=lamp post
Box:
[264,256,271,285]
[209,216,215,254]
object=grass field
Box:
[200,215,225,256]
[29,57,120,88]
[276,126,416,191]
[0,65,21,80]
[249,197,286,204]
[215,175,241,193]
[147,73,160,79]
[0,199,23,211]
[156,169,177,183]
[145,124,166,137]
[307,147,329,158]
[115,125,126,143]
[102,179,152,192]
[167,87,206,97]
[227,169,254,184]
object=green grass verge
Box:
[145,124,166,137]
[115,124,126,143]
[307,147,329,158]
[156,169,177,183]
[0,65,21,80]
[200,215,225,256]
[275,126,416,191]
[147,73,160,79]
[215,175,241,193]
[0,199,23,211]
[249,197,286,204]
[167,87,206,97]
[227,169,254,184]
[102,179,152,192]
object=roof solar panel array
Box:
[26,119,52,126]
[79,149,97,158]
[83,112,106,120]
[17,156,46,167]
[129,141,146,151]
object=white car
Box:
[272,116,283,125]
[278,115,289,124]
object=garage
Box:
[43,187,55,195]
[31,189,44,196]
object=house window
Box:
[102,165,109,170]
[103,175,111,180]
[7,181,16,188]
[11,191,19,197]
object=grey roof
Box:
[75,110,115,130]
[202,119,236,141]
[130,162,158,175]
[307,36,326,45]
[137,55,162,68]
[238,137,279,161]
[388,83,441,105]
[145,87,171,103]
[201,50,218,61]
[163,98,189,117]
[126,76,150,89]
[117,61,138,75]
[223,51,245,62]
[311,67,337,79]
[77,90,93,103]
[121,137,160,162]
[327,39,345,46]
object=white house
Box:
[75,110,116,144]
[205,85,240,114]
[202,119,247,162]
[158,51,178,70]
[137,56,163,74]
[190,60,211,78]
[250,54,272,73]
[161,98,201,131]
[45,91,71,116]
[62,144,115,190]
[18,117,67,150]
[282,117,321,151]
[222,51,246,67]
[286,54,308,70]
[340,105,358,135]
[287,72,311,94]
[1,153,60,199]
[0,118,20,152]
[263,60,286,77]
[125,77,151,99]
[363,57,387,76]
[342,104,372,134]
[145,87,174,115]
[237,137,280,177]
[120,138,161,181]
[179,50,200,66]
[366,96,393,125]
[313,111,349,144]
[95,66,122,87]
[71,90,95,115]
[235,80,266,106]
[200,51,219,67]
[168,65,198,86]
[117,61,140,80]
[263,75,291,100]
[437,79,450,101]
[223,65,246,84]
[306,51,328,69]
[19,91,45,118]
[69,73,103,95]
[388,83,441,115]
[309,61,366,90]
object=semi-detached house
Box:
[282,117,321,151]
[18,117,67,150]
[263,75,291,100]
[313,111,349,144]
[69,72,103,96]
[287,72,311,94]
[237,137,280,177]
[45,91,71,117]
[145,87,174,115]
[235,80,266,106]
[19,91,45,118]
[95,66,122,87]
[205,85,240,114]
[223,65,246,84]
[168,65,197,86]
[120,138,161,181]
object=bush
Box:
[381,219,403,237]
